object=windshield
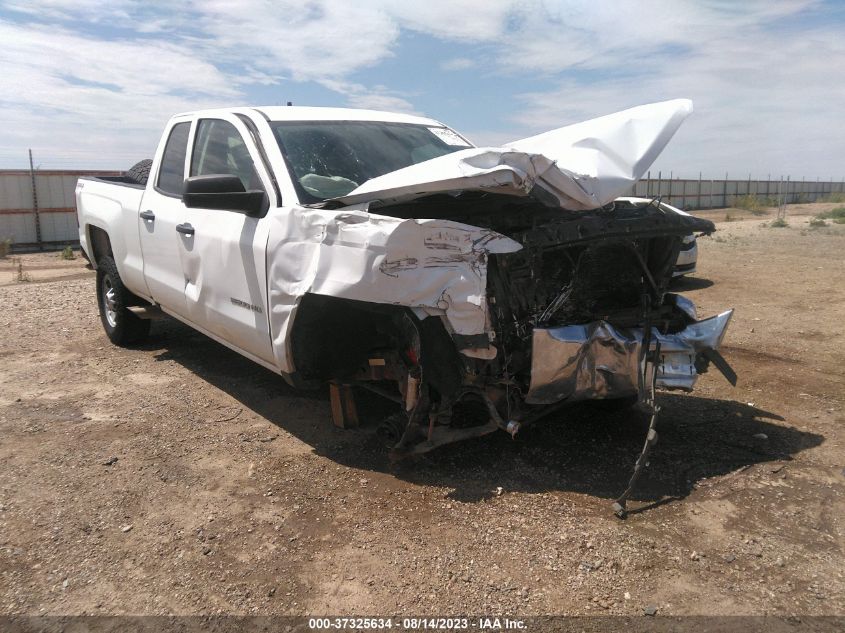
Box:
[269,121,472,203]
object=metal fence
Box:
[2,169,844,251]
[628,173,845,210]
[0,169,120,250]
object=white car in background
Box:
[614,197,699,277]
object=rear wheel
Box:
[96,256,150,345]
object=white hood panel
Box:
[333,99,693,210]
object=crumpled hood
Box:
[332,99,693,211]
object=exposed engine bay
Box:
[290,194,734,448]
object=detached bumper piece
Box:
[527,309,735,405]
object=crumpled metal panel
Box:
[526,310,733,405]
[670,293,697,322]
[266,207,522,374]
[333,99,693,211]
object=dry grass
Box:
[816,206,845,224]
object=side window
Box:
[156,122,190,195]
[190,119,261,191]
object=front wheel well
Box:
[289,293,465,400]
[289,294,409,382]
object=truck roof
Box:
[173,105,444,127]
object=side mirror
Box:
[182,174,267,216]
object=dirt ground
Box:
[0,203,843,618]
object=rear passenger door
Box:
[139,120,192,318]
[180,116,275,366]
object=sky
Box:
[1,0,844,179]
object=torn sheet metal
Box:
[526,310,733,405]
[266,207,521,374]
[332,99,693,211]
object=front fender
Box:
[266,206,521,374]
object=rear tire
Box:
[125,159,152,186]
[96,256,150,346]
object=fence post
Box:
[697,171,702,209]
[724,172,728,207]
[28,149,43,251]
[657,171,661,199]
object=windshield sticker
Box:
[428,127,471,147]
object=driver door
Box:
[179,115,276,366]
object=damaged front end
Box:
[486,198,737,406]
[360,196,736,517]
[267,99,736,514]
[363,194,737,460]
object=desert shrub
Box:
[816,207,845,222]
[59,246,75,260]
[734,194,776,214]
[808,217,827,228]
[769,217,788,228]
[724,213,734,222]
[14,258,31,282]
[0,238,11,259]
[819,192,845,203]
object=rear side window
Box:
[191,119,261,191]
[156,122,190,195]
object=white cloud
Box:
[380,0,515,42]
[505,4,845,177]
[317,79,420,115]
[1,0,842,177]
[0,19,242,168]
[192,0,400,80]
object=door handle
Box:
[175,222,195,236]
[139,210,155,221]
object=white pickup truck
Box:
[76,101,735,505]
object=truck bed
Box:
[75,176,150,300]
[80,175,145,189]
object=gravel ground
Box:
[0,204,843,618]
